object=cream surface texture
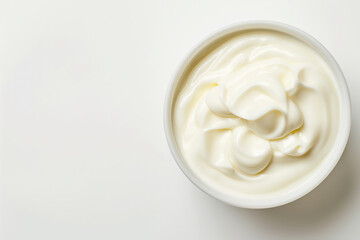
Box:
[172,30,340,197]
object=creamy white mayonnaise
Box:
[173,30,340,196]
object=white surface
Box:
[0,0,359,239]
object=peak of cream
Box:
[173,30,340,195]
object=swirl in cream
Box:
[173,30,340,194]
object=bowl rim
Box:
[163,20,351,209]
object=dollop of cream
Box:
[173,30,340,195]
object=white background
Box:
[0,0,359,239]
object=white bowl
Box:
[163,20,351,209]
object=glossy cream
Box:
[172,30,340,196]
